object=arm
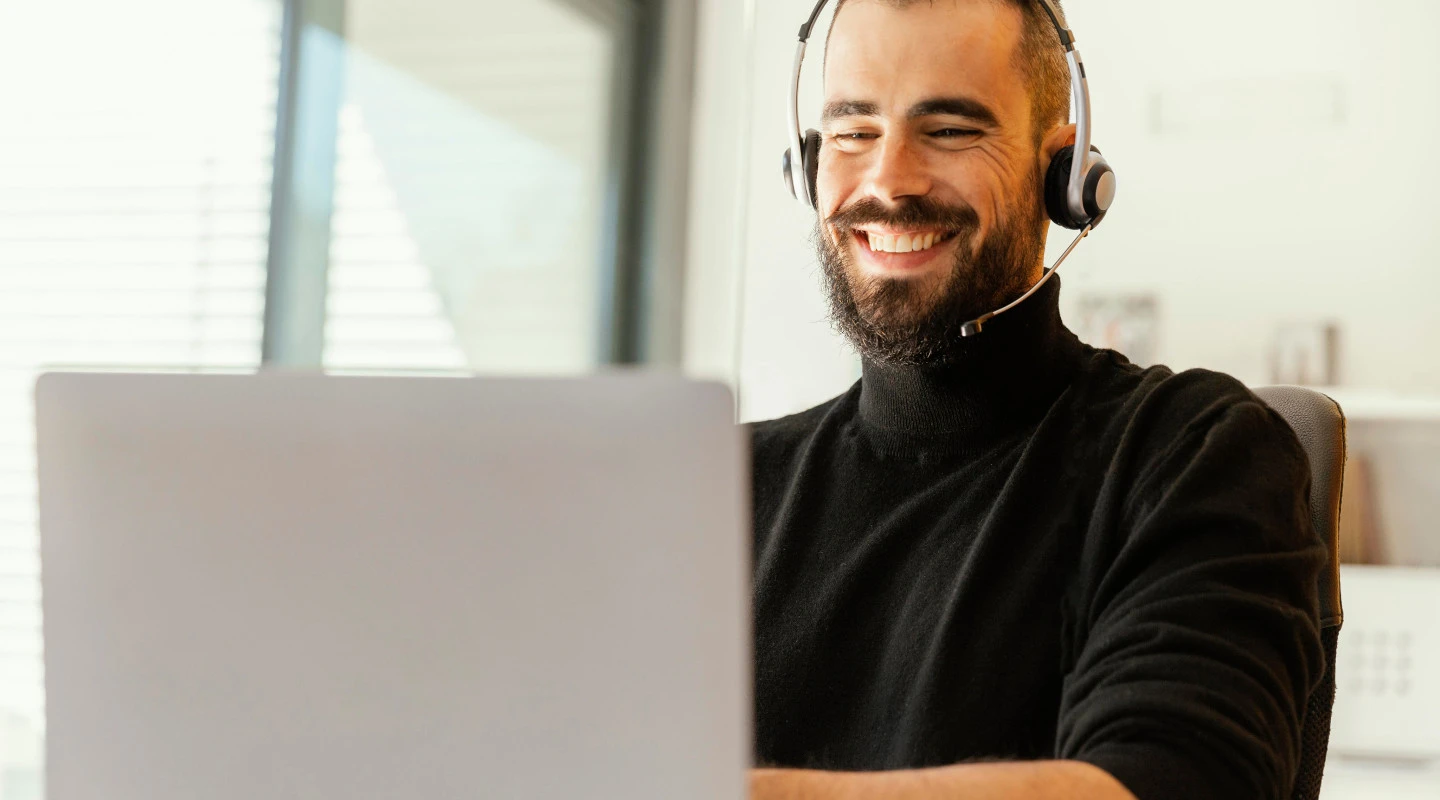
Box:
[751,761,1137,800]
[1055,393,1327,800]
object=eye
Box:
[826,130,880,152]
[930,128,981,139]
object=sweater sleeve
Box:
[1056,395,1327,800]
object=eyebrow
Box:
[821,96,1000,128]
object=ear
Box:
[1040,122,1078,165]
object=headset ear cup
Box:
[1082,152,1115,223]
[1044,146,1080,229]
[802,129,822,209]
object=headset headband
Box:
[787,0,1094,219]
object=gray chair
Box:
[1253,386,1346,800]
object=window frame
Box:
[261,0,695,369]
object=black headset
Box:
[781,0,1116,231]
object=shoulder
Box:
[1070,348,1311,529]
[747,382,862,477]
[1070,346,1296,455]
[749,382,860,452]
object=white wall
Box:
[681,0,753,388]
[685,0,1440,422]
[685,0,862,422]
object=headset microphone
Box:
[783,0,1116,335]
[959,221,1093,337]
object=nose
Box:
[862,136,931,205]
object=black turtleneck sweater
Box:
[750,280,1325,800]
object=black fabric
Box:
[750,278,1327,800]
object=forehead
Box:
[823,0,1028,118]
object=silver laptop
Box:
[36,372,748,800]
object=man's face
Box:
[817,0,1054,365]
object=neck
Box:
[857,277,1083,443]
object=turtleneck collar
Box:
[857,277,1084,446]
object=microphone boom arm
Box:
[960,223,1093,337]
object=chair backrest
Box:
[1252,385,1346,800]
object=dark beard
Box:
[815,189,1045,368]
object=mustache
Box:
[825,196,981,234]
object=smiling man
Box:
[748,2,1326,800]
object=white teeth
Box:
[864,231,943,253]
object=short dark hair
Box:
[826,0,1071,146]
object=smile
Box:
[842,227,962,276]
[852,229,960,254]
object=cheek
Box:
[942,160,1013,234]
[973,150,1034,218]
[815,150,860,216]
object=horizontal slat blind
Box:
[0,2,280,795]
[323,104,469,372]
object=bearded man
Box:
[748,2,1325,799]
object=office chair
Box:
[1253,386,1346,800]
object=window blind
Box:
[323,103,469,373]
[0,2,281,794]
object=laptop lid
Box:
[37,372,748,800]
